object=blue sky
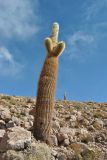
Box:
[0,0,107,102]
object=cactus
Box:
[33,22,65,143]
[64,92,67,100]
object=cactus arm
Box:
[53,41,65,57]
[45,38,53,53]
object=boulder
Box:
[0,105,11,122]
[0,126,31,151]
[0,129,5,142]
[0,120,5,129]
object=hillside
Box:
[0,94,107,160]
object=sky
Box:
[0,0,107,102]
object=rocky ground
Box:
[0,94,107,160]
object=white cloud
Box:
[0,0,39,39]
[67,0,107,61]
[69,31,94,46]
[0,47,23,76]
[84,0,107,21]
[67,31,94,60]
[0,0,39,77]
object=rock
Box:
[60,127,72,135]
[69,115,78,128]
[29,121,33,127]
[0,129,5,142]
[95,133,106,143]
[65,149,77,160]
[24,122,30,129]
[57,152,67,160]
[29,108,35,115]
[80,128,88,135]
[70,115,77,121]
[12,116,20,126]
[51,157,56,160]
[0,126,31,151]
[57,133,68,144]
[51,149,57,157]
[64,138,70,146]
[78,128,94,143]
[6,120,15,128]
[50,135,58,146]
[52,120,60,131]
[0,120,5,129]
[0,105,11,122]
[70,121,78,128]
[87,125,96,132]
[93,119,104,130]
[80,133,94,144]
[28,115,34,121]
[77,111,82,119]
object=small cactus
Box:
[64,92,67,100]
[33,22,65,143]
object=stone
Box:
[0,120,5,129]
[77,111,82,118]
[95,133,106,143]
[28,115,34,121]
[57,133,68,144]
[12,116,20,126]
[6,120,15,128]
[0,129,5,142]
[24,122,30,129]
[29,108,35,115]
[0,126,31,151]
[57,152,67,160]
[51,156,56,160]
[52,120,60,131]
[60,127,72,135]
[50,135,58,146]
[93,119,104,130]
[87,125,96,132]
[70,115,77,121]
[64,138,70,146]
[80,128,88,135]
[70,121,78,128]
[51,149,57,157]
[0,105,11,122]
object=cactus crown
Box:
[45,22,65,57]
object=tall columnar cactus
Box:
[33,22,65,143]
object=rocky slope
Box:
[0,94,107,160]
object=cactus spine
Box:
[33,23,65,143]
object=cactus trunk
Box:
[33,56,58,142]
